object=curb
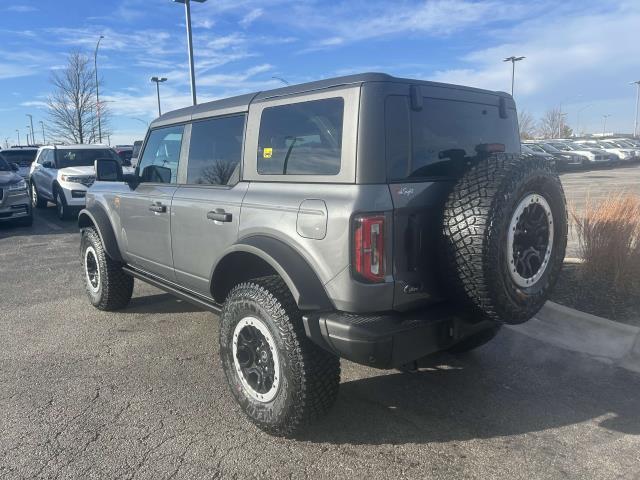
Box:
[508,301,640,373]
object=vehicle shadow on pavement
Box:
[0,207,78,240]
[122,293,205,315]
[299,331,640,445]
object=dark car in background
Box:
[0,153,32,226]
[0,147,39,180]
[113,145,133,166]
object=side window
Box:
[36,150,46,164]
[137,125,184,184]
[186,115,245,186]
[257,97,343,175]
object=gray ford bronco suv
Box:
[78,73,567,436]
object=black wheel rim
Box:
[84,247,100,292]
[235,324,276,395]
[508,194,554,287]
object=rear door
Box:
[171,114,247,296]
[119,124,185,280]
[385,88,520,310]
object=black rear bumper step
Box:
[303,305,494,369]
[122,265,222,314]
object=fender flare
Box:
[77,205,123,262]
[211,235,334,311]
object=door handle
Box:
[149,203,167,213]
[207,210,232,223]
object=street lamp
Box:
[39,121,46,144]
[94,35,105,143]
[26,126,33,145]
[631,80,640,138]
[503,56,525,97]
[26,114,35,144]
[150,77,168,116]
[576,104,592,136]
[15,129,20,146]
[272,76,289,86]
[602,114,611,137]
[174,0,207,106]
[558,112,568,138]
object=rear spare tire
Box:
[443,154,567,325]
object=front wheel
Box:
[81,227,133,310]
[219,276,341,436]
[55,189,70,220]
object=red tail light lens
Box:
[353,214,385,283]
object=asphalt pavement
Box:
[1,167,639,479]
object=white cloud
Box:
[239,8,264,28]
[5,5,38,13]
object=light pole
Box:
[602,114,611,137]
[272,76,289,86]
[631,80,640,138]
[15,129,20,146]
[503,56,525,97]
[39,121,46,144]
[558,113,568,138]
[150,77,168,116]
[576,104,592,136]
[25,126,33,145]
[94,35,104,143]
[174,0,207,106]
[26,114,35,144]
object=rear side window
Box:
[137,125,184,184]
[257,98,343,175]
[387,95,520,181]
[187,115,245,186]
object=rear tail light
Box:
[353,214,385,283]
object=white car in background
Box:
[29,144,134,220]
[575,140,635,163]
[545,142,613,165]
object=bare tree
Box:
[518,110,537,139]
[47,51,110,144]
[197,160,237,185]
[539,107,569,139]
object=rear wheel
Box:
[81,227,133,310]
[219,276,341,436]
[443,154,567,324]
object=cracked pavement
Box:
[1,168,640,479]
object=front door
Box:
[171,114,247,296]
[120,124,186,281]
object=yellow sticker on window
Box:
[263,147,273,159]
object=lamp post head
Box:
[151,77,168,83]
[173,0,208,3]
[503,56,525,62]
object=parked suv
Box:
[0,147,39,180]
[30,144,127,220]
[78,73,568,436]
[0,153,32,226]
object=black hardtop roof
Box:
[151,72,512,127]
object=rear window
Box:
[1,149,38,167]
[386,96,520,181]
[257,98,343,176]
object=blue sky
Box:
[1,0,639,145]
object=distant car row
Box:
[522,138,640,169]
[0,143,136,224]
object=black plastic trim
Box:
[123,265,222,314]
[303,304,495,369]
[78,206,123,262]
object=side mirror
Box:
[95,158,123,182]
[42,160,54,168]
[10,162,19,172]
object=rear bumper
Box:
[302,304,496,369]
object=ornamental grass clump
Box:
[572,193,640,296]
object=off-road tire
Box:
[80,227,133,310]
[30,182,47,209]
[443,154,567,324]
[219,276,341,436]
[447,325,502,353]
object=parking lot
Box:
[1,165,640,479]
